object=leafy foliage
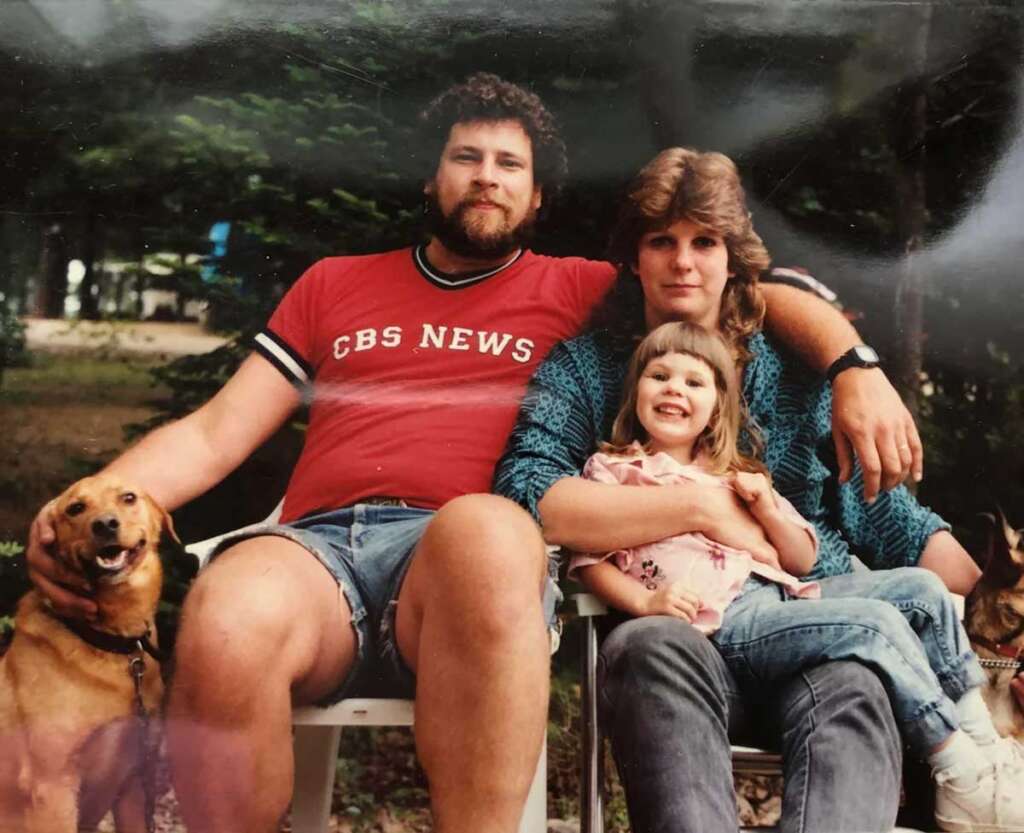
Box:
[0,540,26,644]
[0,302,28,387]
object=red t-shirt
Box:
[254,245,615,521]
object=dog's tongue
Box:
[96,549,130,571]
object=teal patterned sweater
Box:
[493,330,949,579]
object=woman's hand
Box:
[831,367,923,502]
[640,581,701,621]
[696,484,780,568]
[26,500,98,620]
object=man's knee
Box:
[418,493,546,586]
[176,546,329,679]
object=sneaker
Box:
[988,737,1024,774]
[935,759,1024,832]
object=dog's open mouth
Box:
[93,540,146,575]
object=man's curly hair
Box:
[417,73,568,200]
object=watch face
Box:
[853,345,879,363]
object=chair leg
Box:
[291,724,342,833]
[518,736,548,833]
[580,615,604,833]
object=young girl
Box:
[570,321,1024,833]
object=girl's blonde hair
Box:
[604,322,766,476]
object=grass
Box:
[1,352,164,405]
[0,352,169,542]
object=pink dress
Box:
[568,447,821,634]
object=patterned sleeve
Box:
[746,333,950,577]
[833,475,951,570]
[493,341,604,524]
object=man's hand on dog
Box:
[1012,675,1024,715]
[831,367,923,503]
[27,501,99,620]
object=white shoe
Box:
[988,737,1024,773]
[935,759,1024,832]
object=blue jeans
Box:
[210,503,435,702]
[600,620,904,833]
[713,567,985,755]
[210,502,563,704]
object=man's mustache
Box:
[457,195,510,216]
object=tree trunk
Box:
[31,223,68,318]
[890,4,933,426]
[77,211,104,320]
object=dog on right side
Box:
[964,511,1024,740]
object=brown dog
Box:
[964,511,1024,741]
[0,474,174,833]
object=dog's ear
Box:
[978,510,1024,587]
[144,493,181,546]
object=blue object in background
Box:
[200,221,232,282]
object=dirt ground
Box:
[0,320,228,541]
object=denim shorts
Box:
[209,502,562,705]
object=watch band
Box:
[826,345,880,382]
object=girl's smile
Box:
[636,351,718,465]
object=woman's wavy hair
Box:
[591,147,770,363]
[416,73,567,206]
[605,322,766,476]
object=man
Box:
[27,74,933,833]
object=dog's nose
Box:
[91,514,120,539]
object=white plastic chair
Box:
[184,505,548,833]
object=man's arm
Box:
[761,282,923,500]
[101,353,301,510]
[27,353,301,617]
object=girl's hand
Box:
[640,581,701,621]
[731,472,776,510]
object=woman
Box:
[494,148,984,833]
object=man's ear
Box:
[423,178,436,197]
[531,186,543,211]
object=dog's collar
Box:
[972,634,1024,672]
[55,615,165,662]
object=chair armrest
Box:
[183,498,285,569]
[572,593,608,618]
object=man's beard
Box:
[424,192,536,261]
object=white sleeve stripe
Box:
[766,267,838,303]
[254,332,310,384]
